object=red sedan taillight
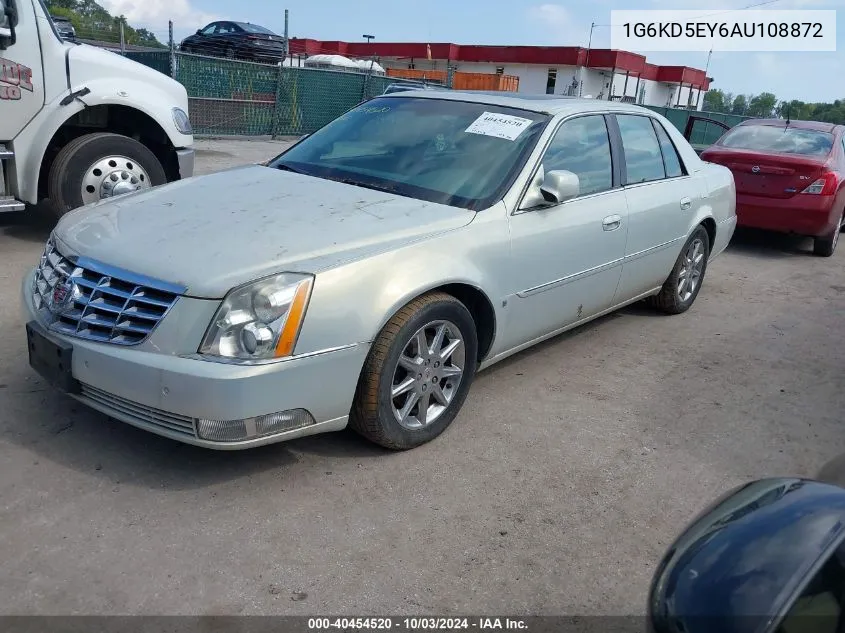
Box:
[801,171,838,195]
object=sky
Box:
[98,0,843,103]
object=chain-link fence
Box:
[122,50,405,136]
[119,49,748,140]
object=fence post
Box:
[169,21,176,78]
[271,63,285,139]
[360,57,375,102]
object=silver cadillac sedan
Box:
[22,92,736,450]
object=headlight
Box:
[172,108,193,135]
[199,273,313,361]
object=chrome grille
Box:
[79,383,197,438]
[32,238,185,346]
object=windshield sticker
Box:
[465,112,533,141]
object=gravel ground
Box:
[1,138,844,616]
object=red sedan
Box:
[701,119,845,256]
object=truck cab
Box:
[0,0,194,217]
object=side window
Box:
[617,114,666,184]
[217,23,236,35]
[542,115,613,197]
[653,120,685,178]
[776,549,845,633]
[201,24,218,35]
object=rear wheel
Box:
[814,212,844,257]
[350,292,478,450]
[47,133,166,219]
[648,225,711,315]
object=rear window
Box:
[718,125,834,157]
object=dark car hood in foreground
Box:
[649,478,845,633]
[53,165,474,298]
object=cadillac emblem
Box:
[47,276,76,315]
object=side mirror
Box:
[0,0,19,49]
[196,29,202,35]
[540,169,579,204]
[649,478,845,633]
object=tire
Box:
[47,132,166,219]
[648,225,711,315]
[813,212,843,257]
[349,292,479,450]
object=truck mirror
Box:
[0,0,18,49]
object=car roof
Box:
[378,90,659,117]
[739,118,842,133]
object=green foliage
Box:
[747,92,777,118]
[730,94,748,116]
[44,0,165,48]
[701,88,844,124]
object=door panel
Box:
[614,115,696,300]
[500,114,628,351]
[0,0,45,140]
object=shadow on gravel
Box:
[726,227,815,259]
[0,204,54,245]
[1,374,387,491]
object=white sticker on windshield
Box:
[465,112,533,141]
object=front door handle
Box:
[602,214,622,231]
[680,197,692,210]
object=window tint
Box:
[653,121,684,178]
[617,115,666,184]
[216,23,237,34]
[542,115,613,196]
[776,548,845,633]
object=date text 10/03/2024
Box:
[307,618,529,630]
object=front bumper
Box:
[736,192,838,237]
[176,148,195,180]
[21,270,369,449]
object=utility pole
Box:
[283,9,289,58]
[119,18,125,54]
[579,22,595,98]
[363,34,375,43]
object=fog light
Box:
[196,418,249,442]
[196,409,316,442]
[255,409,315,436]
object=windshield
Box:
[718,125,834,157]
[269,97,550,210]
[237,23,276,35]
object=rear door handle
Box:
[680,197,692,210]
[602,214,622,231]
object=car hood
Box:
[53,166,475,298]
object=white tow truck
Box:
[0,0,194,217]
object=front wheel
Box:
[47,133,166,218]
[649,225,711,315]
[350,292,478,450]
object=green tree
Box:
[45,0,165,47]
[703,89,728,113]
[747,92,777,118]
[731,94,748,115]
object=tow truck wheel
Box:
[47,132,166,218]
